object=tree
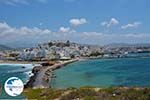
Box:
[48,42,53,47]
[66,40,70,47]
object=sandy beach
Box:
[0,60,45,64]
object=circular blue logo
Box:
[4,77,24,97]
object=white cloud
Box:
[121,22,141,29]
[101,22,107,26]
[0,22,51,44]
[0,0,29,5]
[70,18,87,26]
[0,22,51,36]
[0,22,150,47]
[59,27,70,33]
[83,32,103,37]
[101,18,119,27]
[0,0,48,5]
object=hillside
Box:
[23,87,150,100]
[0,44,12,50]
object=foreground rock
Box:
[24,65,43,88]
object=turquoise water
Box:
[51,57,150,89]
[0,64,34,99]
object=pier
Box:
[25,59,79,89]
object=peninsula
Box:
[25,59,78,89]
[1,40,150,89]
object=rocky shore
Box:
[25,59,79,89]
[24,65,44,88]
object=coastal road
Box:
[32,59,78,88]
[32,65,54,88]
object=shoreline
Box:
[1,56,150,89]
[0,60,46,64]
[25,58,79,89]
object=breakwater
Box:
[25,59,78,89]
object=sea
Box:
[51,57,150,89]
[0,53,150,99]
[0,63,34,99]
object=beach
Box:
[0,58,79,89]
[1,55,150,90]
[0,60,44,64]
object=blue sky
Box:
[0,0,150,47]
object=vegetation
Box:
[89,51,104,57]
[23,88,62,100]
[23,87,150,100]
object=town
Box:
[0,40,150,61]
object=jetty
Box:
[25,59,78,89]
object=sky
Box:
[0,0,150,47]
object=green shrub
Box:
[23,88,62,100]
[24,87,150,100]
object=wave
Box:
[24,71,34,77]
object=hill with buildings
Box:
[0,44,12,50]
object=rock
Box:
[112,93,116,96]
[24,66,42,88]
[21,66,26,68]
[32,66,43,74]
[41,62,54,66]
[52,75,56,78]
[24,75,36,88]
[113,90,121,96]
